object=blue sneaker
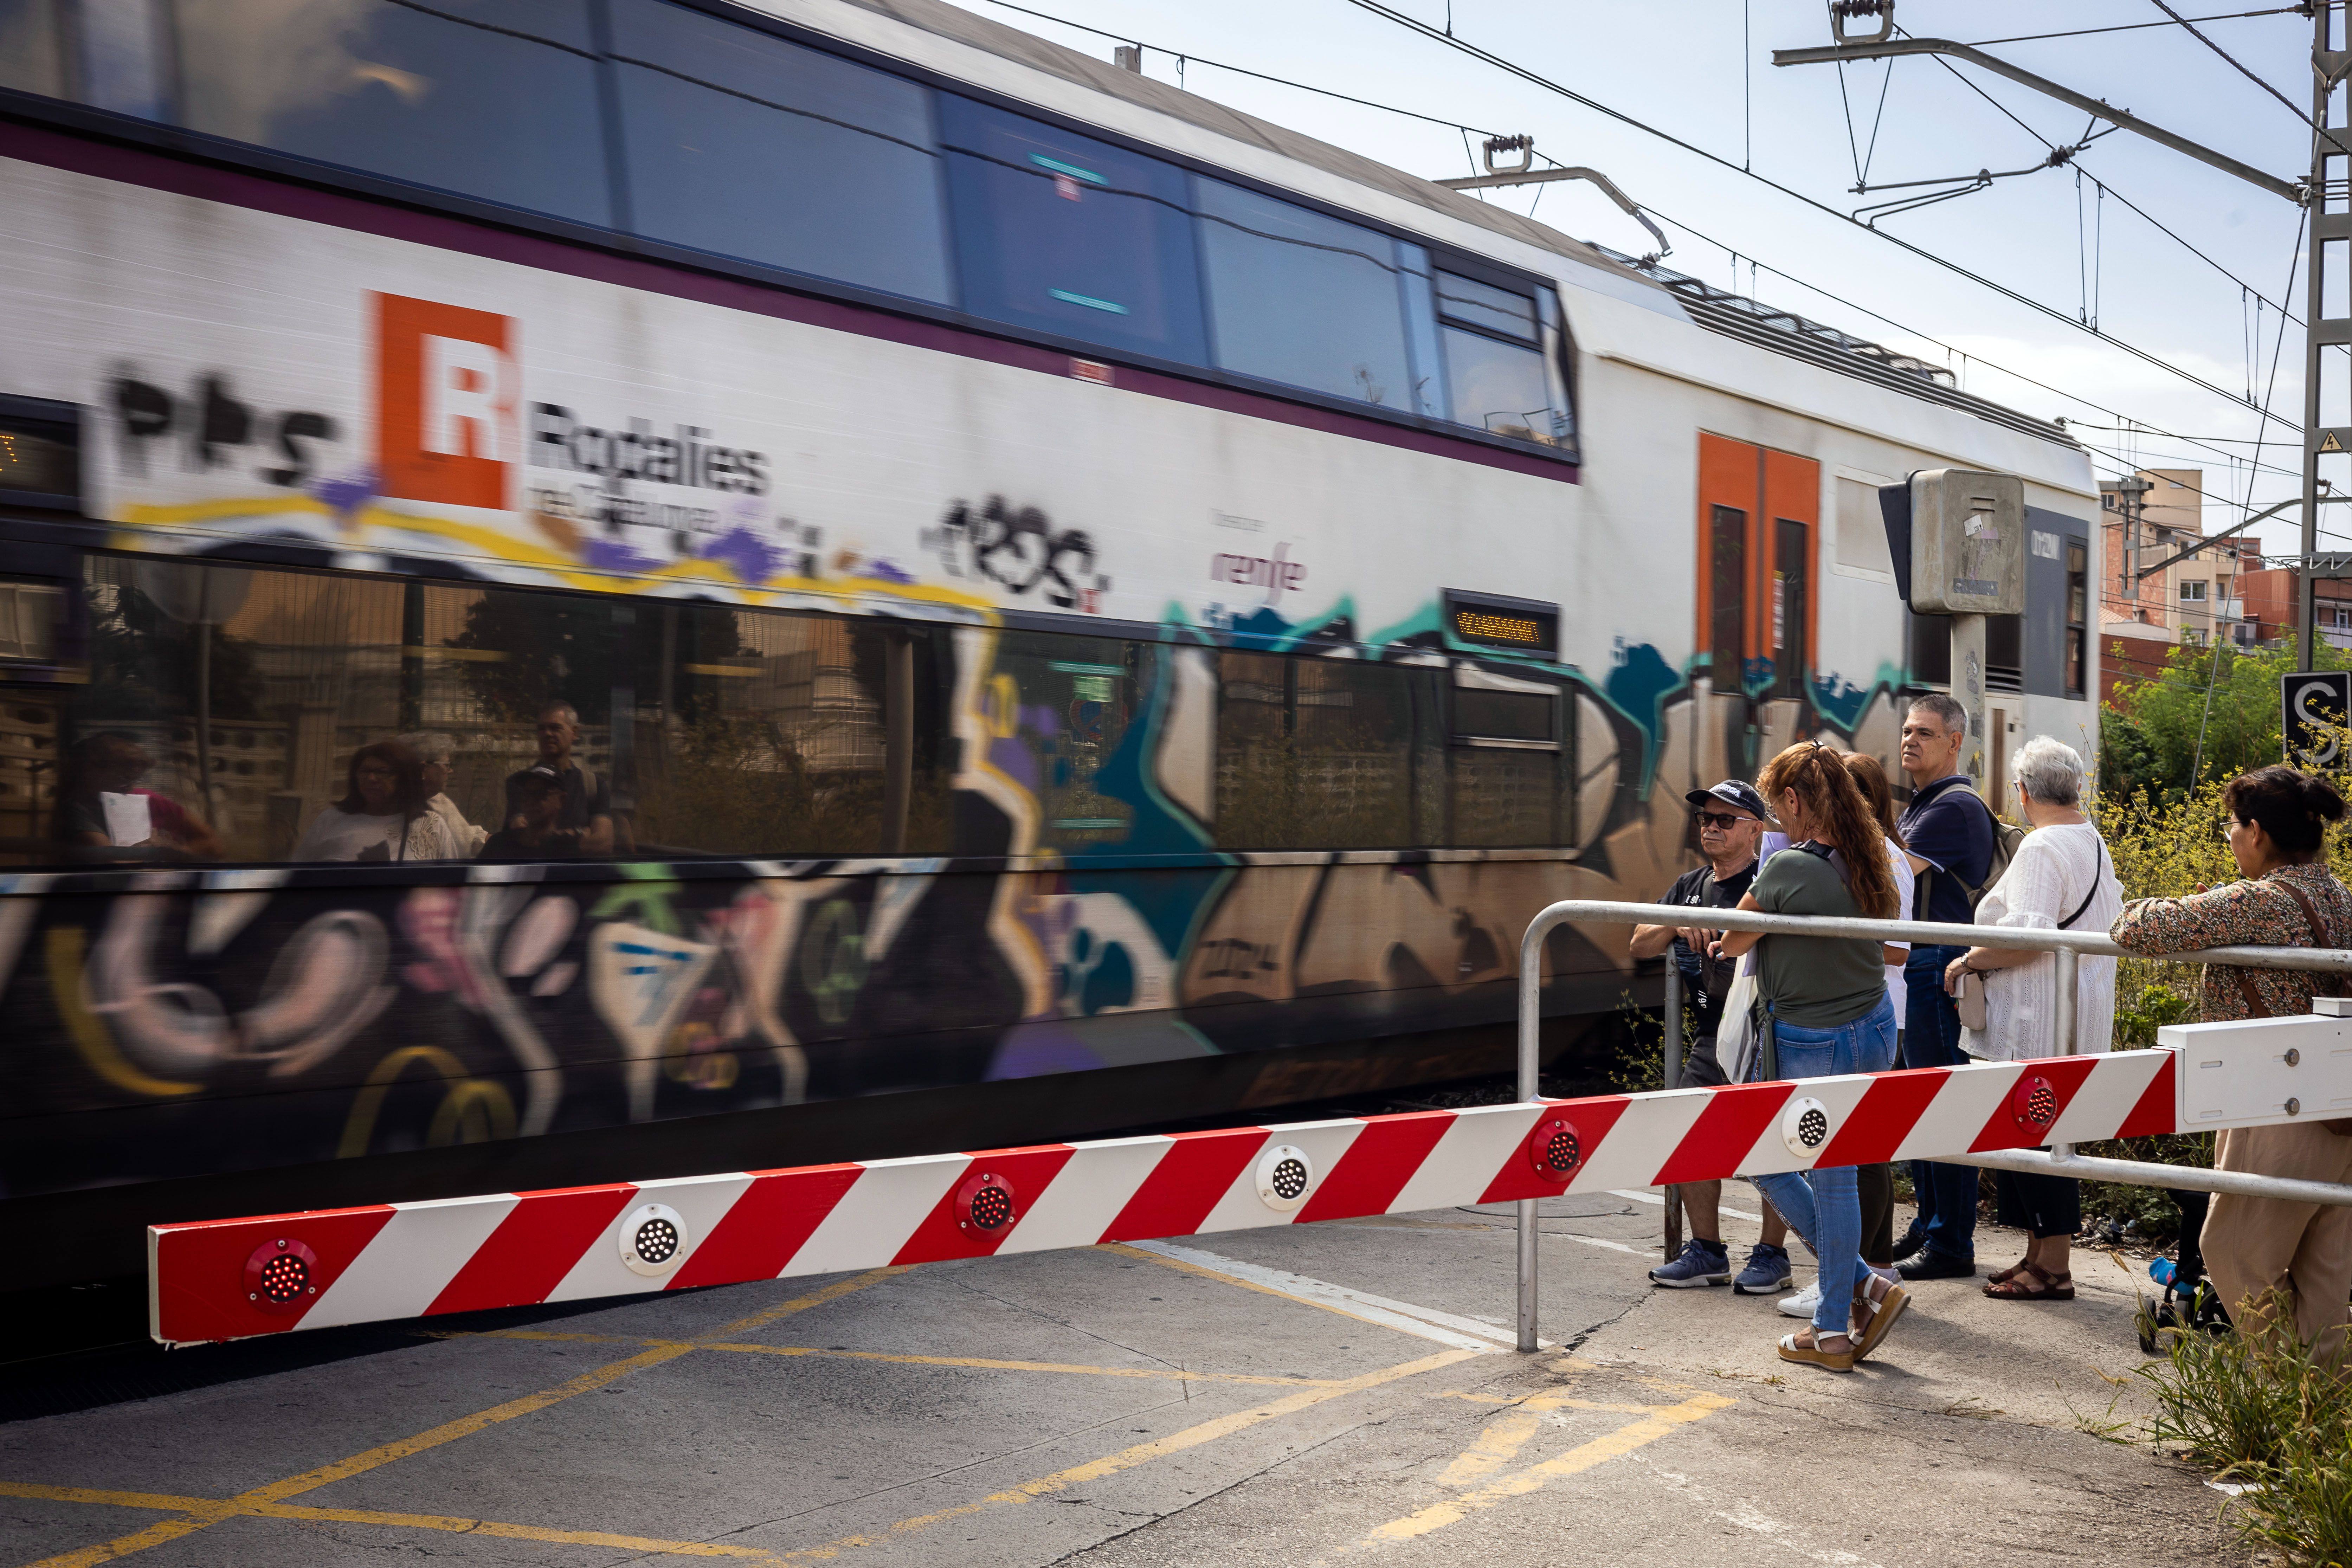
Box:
[1734,1243,1794,1295]
[1649,1238,1732,1289]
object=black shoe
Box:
[1890,1228,1928,1264]
[1897,1250,1977,1281]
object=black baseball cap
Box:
[1684,780,1771,821]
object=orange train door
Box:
[1695,435,1819,761]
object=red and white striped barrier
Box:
[148,1047,2188,1344]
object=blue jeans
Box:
[1748,995,1899,1337]
[1902,945,1979,1263]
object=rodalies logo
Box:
[374,292,519,511]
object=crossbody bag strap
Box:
[2057,841,2109,930]
[2275,879,2347,999]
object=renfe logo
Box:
[375,292,518,510]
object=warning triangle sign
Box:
[2323,432,2346,453]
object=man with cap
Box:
[1629,780,1794,1291]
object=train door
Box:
[1695,435,1819,776]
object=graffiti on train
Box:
[0,626,1910,1199]
[922,496,1111,612]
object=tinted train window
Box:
[1436,272,1560,444]
[941,97,1206,364]
[0,396,78,507]
[177,0,611,225]
[0,0,66,97]
[1214,653,1437,850]
[612,0,952,304]
[1198,179,1411,407]
[982,633,1148,851]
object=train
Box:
[0,0,2098,1287]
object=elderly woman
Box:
[1939,737,2120,1302]
[2113,765,2352,1360]
[398,731,489,855]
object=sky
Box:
[941,0,2327,556]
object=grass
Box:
[2136,1290,2352,1566]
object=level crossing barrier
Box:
[147,905,2352,1348]
[1518,898,2352,1351]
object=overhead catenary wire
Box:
[1634,203,2297,483]
[1336,0,2303,431]
[1967,8,2299,49]
[2148,0,2352,156]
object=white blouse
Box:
[290,805,459,863]
[1960,820,2122,1061]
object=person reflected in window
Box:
[399,730,489,855]
[52,732,222,861]
[504,701,612,855]
[291,741,457,862]
[479,768,579,862]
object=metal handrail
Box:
[1510,897,2352,1352]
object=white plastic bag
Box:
[1718,954,1761,1086]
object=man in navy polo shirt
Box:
[1894,692,1996,1278]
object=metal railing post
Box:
[1662,960,1683,1261]
[1516,908,1561,1354]
[2050,944,2079,1162]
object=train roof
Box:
[837,0,1660,289]
[826,0,2079,458]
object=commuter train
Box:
[0,0,2099,1286]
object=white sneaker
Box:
[1777,1279,1822,1319]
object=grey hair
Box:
[1905,692,1967,737]
[397,731,457,766]
[2012,735,2085,807]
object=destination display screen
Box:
[1445,591,1559,655]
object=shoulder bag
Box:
[1953,838,2110,1034]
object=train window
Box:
[1214,653,1434,849]
[611,0,952,304]
[1434,272,1568,446]
[177,0,612,226]
[1197,179,1411,407]
[1449,669,1561,848]
[0,0,66,97]
[1771,519,1809,701]
[984,633,1146,851]
[941,97,1207,364]
[1396,245,1449,420]
[0,396,79,508]
[2066,542,2088,698]
[1709,504,1747,689]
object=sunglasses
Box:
[1694,810,1748,830]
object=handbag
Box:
[1954,841,2103,1036]
[1719,957,1762,1086]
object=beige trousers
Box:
[2208,1122,2352,1362]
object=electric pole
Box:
[2301,3,2343,672]
[1777,5,2334,666]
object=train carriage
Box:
[0,0,2098,1285]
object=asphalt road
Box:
[0,1190,2246,1567]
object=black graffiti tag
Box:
[931,496,1110,612]
[111,372,340,487]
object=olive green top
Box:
[1752,846,1889,1030]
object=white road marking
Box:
[1129,1240,1541,1350]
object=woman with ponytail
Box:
[2114,764,2352,1361]
[1711,741,1909,1372]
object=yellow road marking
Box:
[20,1268,901,1566]
[1431,1390,1660,1413]
[432,1328,1342,1388]
[1356,1392,1737,1547]
[0,1483,782,1563]
[1102,1242,1423,1338]
[771,1347,1485,1563]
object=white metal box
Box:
[2159,1005,2352,1131]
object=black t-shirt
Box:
[503,762,611,833]
[1658,860,1757,1038]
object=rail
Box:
[1512,898,2352,1353]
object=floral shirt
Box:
[2109,862,2352,1022]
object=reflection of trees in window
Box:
[80,577,263,723]
[1214,654,1430,850]
[447,589,636,723]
